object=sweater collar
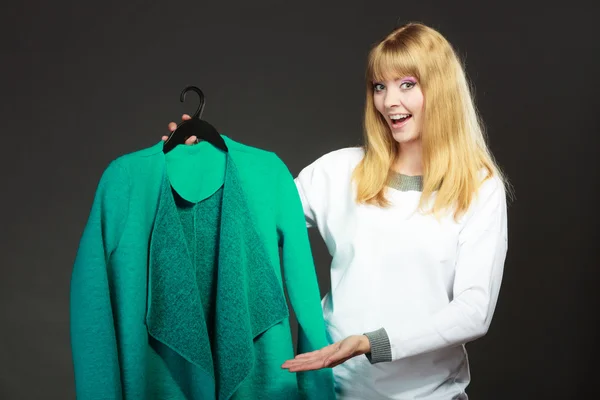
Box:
[145,145,289,399]
[388,171,423,192]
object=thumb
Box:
[324,345,350,365]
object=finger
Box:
[296,358,330,372]
[324,349,351,365]
[281,360,299,369]
[322,341,360,367]
[327,357,351,369]
[281,348,340,371]
[295,350,322,359]
[283,359,329,372]
[282,357,316,368]
[161,135,168,141]
[281,355,322,369]
[302,343,338,355]
[185,136,197,145]
[168,122,177,132]
[182,114,191,120]
[294,345,337,361]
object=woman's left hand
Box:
[281,335,371,372]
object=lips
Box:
[390,114,412,129]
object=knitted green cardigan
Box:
[70,136,335,400]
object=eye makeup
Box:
[400,76,417,84]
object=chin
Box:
[391,130,420,144]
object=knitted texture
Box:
[388,171,423,192]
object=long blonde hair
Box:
[352,22,509,220]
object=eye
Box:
[400,81,416,90]
[373,83,385,92]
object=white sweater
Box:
[294,147,508,400]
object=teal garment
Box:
[70,136,335,400]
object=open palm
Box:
[281,335,370,372]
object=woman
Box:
[163,22,509,400]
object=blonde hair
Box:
[352,22,510,220]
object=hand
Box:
[281,335,371,372]
[161,114,197,145]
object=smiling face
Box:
[372,76,424,145]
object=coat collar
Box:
[145,143,289,399]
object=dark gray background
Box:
[1,0,598,399]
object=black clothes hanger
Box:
[163,85,228,154]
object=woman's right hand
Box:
[161,114,197,145]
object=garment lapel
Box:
[146,165,214,373]
[146,144,289,399]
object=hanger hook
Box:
[179,85,205,119]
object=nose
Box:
[383,87,401,110]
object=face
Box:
[372,76,424,144]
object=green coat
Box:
[70,136,335,399]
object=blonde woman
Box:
[163,22,509,400]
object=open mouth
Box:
[390,114,412,128]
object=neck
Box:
[392,139,423,176]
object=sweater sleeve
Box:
[70,158,130,399]
[363,327,392,363]
[293,164,318,229]
[384,176,509,361]
[274,157,335,400]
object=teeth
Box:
[390,114,410,120]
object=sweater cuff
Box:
[363,328,392,364]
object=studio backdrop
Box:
[1,1,597,399]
